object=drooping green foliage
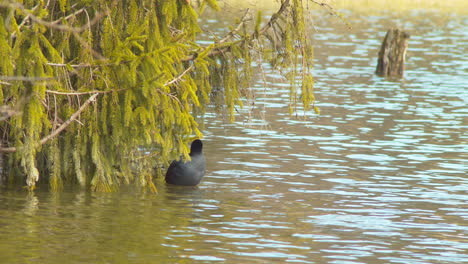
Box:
[0,0,318,191]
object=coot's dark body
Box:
[165,139,206,186]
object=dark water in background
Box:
[1,9,467,264]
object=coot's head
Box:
[190,139,203,155]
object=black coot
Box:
[165,139,206,186]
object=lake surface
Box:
[1,7,467,264]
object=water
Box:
[1,9,467,264]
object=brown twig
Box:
[0,93,99,153]
[309,0,352,29]
[258,0,290,36]
[309,0,335,15]
[0,105,20,122]
[47,63,94,68]
[0,2,108,33]
[2,2,109,59]
[39,93,98,145]
[51,8,86,25]
[0,76,54,82]
[13,4,39,35]
[182,0,292,62]
[164,64,194,86]
[218,8,251,44]
[134,151,160,160]
[45,88,126,95]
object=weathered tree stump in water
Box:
[376,28,410,77]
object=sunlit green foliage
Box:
[0,0,317,191]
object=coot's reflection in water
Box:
[163,184,205,203]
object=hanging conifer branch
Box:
[0,2,109,33]
[0,0,323,191]
[181,0,291,62]
[0,93,99,153]
[183,0,293,61]
[39,93,99,145]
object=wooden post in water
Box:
[376,28,410,77]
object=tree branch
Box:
[0,93,99,153]
[0,2,108,33]
[0,76,54,82]
[47,63,94,68]
[309,0,352,29]
[164,64,194,86]
[217,8,251,44]
[258,0,290,36]
[182,0,292,62]
[45,89,125,95]
[51,8,86,25]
